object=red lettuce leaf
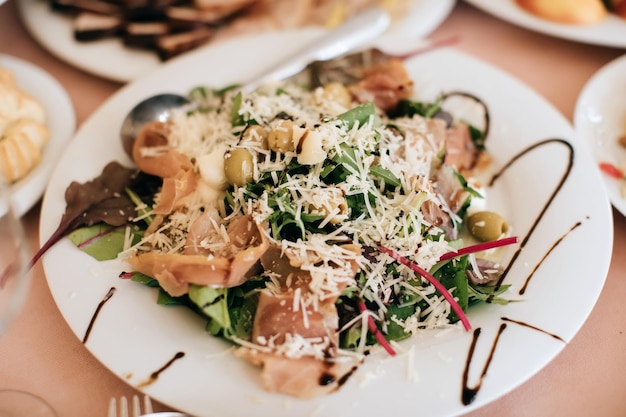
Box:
[31,161,145,268]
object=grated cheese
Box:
[127,78,486,366]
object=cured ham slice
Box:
[126,252,232,296]
[235,349,360,399]
[348,59,413,112]
[132,121,193,178]
[252,290,337,344]
[444,123,478,173]
[127,216,269,296]
[422,165,470,239]
[132,121,197,214]
[434,165,471,214]
[153,168,197,214]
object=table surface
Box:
[1,1,625,416]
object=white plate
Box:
[465,0,626,48]
[574,54,626,217]
[0,54,75,217]
[18,0,456,83]
[39,31,612,417]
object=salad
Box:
[45,55,516,398]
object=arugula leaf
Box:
[384,303,415,342]
[434,256,470,319]
[230,91,244,127]
[129,271,160,287]
[157,289,186,306]
[466,123,486,150]
[369,165,401,187]
[125,187,153,226]
[322,144,362,185]
[334,102,376,128]
[468,284,514,306]
[229,291,259,340]
[391,98,442,119]
[340,326,363,349]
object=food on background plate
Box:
[41,55,518,398]
[0,65,49,183]
[515,0,625,24]
[605,0,626,17]
[49,0,410,61]
[598,132,626,198]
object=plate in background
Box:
[18,0,456,83]
[574,53,626,217]
[0,54,75,217]
[465,0,626,48]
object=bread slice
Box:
[74,12,123,41]
[155,27,213,60]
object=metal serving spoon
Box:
[120,7,390,157]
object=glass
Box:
[0,181,30,334]
[0,391,57,417]
[0,181,57,417]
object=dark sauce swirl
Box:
[519,221,582,295]
[461,138,576,405]
[462,324,507,405]
[488,138,574,300]
[441,91,491,145]
[138,351,186,388]
[83,286,116,344]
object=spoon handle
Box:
[241,8,391,93]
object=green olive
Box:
[242,125,269,149]
[466,211,509,242]
[322,82,351,107]
[267,120,295,152]
[224,148,254,186]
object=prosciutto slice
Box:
[126,216,269,296]
[153,168,197,214]
[132,121,193,178]
[252,290,338,345]
[444,123,478,173]
[132,121,197,214]
[235,349,360,399]
[233,244,363,398]
[348,59,414,112]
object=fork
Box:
[107,395,190,417]
[108,395,152,417]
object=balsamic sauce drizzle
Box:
[82,286,116,344]
[461,138,577,405]
[319,365,359,390]
[462,317,566,405]
[519,221,582,295]
[138,351,186,388]
[81,286,186,389]
[441,91,491,143]
[501,317,565,343]
[462,324,507,406]
[488,138,574,301]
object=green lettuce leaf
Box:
[68,224,142,261]
[188,285,231,332]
